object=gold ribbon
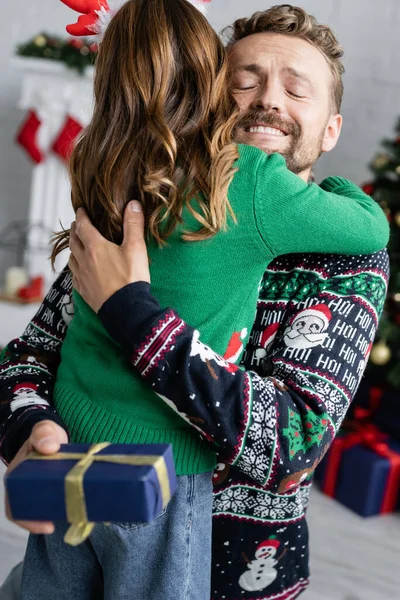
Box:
[26,443,171,546]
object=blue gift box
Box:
[315,439,400,517]
[6,443,177,524]
[352,381,400,444]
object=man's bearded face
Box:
[229,32,341,178]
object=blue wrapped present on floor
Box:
[315,421,400,518]
[5,442,177,545]
[351,380,400,444]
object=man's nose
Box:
[251,81,284,113]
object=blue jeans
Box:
[20,472,212,600]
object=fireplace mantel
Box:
[14,58,94,285]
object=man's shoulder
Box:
[265,250,389,280]
[258,251,389,315]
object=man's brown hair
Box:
[224,4,344,113]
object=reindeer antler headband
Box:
[60,0,212,38]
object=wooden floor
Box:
[0,464,399,599]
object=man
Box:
[0,5,388,599]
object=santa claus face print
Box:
[284,314,328,349]
[10,383,50,412]
[61,294,74,325]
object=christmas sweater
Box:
[52,152,388,475]
[0,249,389,600]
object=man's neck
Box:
[298,168,312,183]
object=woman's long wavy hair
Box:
[51,0,239,265]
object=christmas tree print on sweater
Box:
[283,407,327,459]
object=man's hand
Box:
[69,200,151,313]
[5,420,68,534]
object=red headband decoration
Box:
[61,0,212,38]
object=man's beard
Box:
[233,110,325,175]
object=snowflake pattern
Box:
[20,324,62,352]
[314,380,347,427]
[0,366,52,381]
[214,487,249,514]
[234,375,277,485]
[213,483,310,524]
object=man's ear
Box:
[321,113,342,153]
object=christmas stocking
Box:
[52,116,83,161]
[16,110,44,164]
[52,82,93,161]
[16,84,68,164]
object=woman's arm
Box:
[245,147,389,256]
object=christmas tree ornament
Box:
[34,35,47,47]
[17,33,96,75]
[61,0,212,39]
[370,341,392,366]
[394,212,400,228]
[373,153,390,169]
[362,182,374,196]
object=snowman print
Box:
[239,538,286,592]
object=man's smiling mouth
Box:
[245,125,287,136]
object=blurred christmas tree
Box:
[362,118,400,389]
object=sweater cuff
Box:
[319,176,354,193]
[2,409,70,465]
[98,281,164,354]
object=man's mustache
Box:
[234,110,301,139]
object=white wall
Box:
[1,0,400,279]
[0,1,73,279]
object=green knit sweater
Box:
[54,144,389,475]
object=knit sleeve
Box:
[0,268,72,464]
[98,251,389,488]
[251,150,389,257]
